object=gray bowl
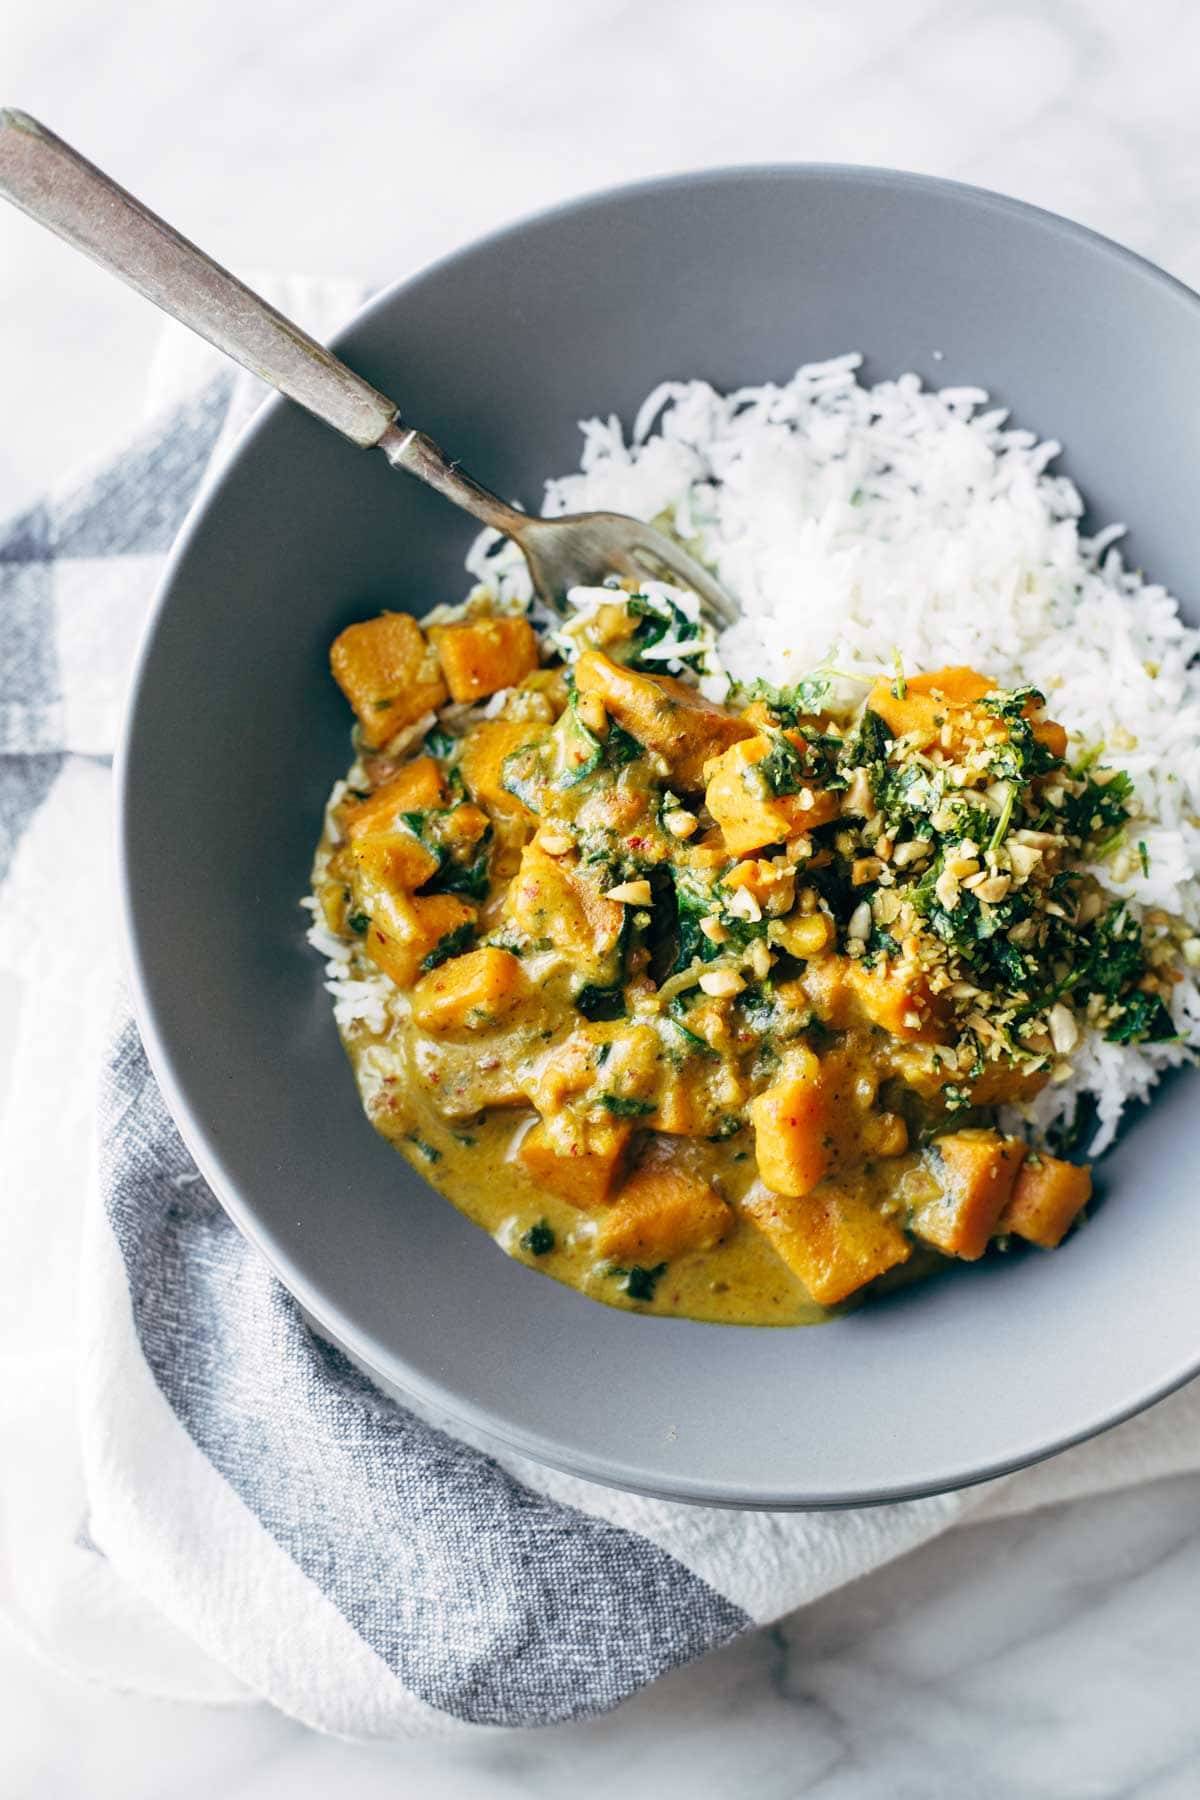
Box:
[119,166,1200,1508]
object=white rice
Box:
[466,354,1200,1152]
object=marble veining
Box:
[4,0,1200,1792]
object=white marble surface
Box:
[4,0,1200,1793]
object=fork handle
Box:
[0,108,398,449]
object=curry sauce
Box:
[309,586,1176,1323]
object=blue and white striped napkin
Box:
[3,279,1199,1739]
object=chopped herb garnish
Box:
[1062,764,1134,841]
[987,783,1015,854]
[1105,988,1175,1044]
[754,728,807,797]
[1138,840,1150,878]
[978,685,1062,781]
[347,910,370,935]
[737,673,831,725]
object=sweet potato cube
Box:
[965,1059,1052,1107]
[410,946,526,1032]
[1036,718,1068,758]
[749,1051,832,1198]
[439,802,491,851]
[912,1129,1027,1260]
[330,613,448,747]
[741,1181,911,1306]
[999,1153,1092,1249]
[351,830,440,895]
[431,615,539,703]
[363,892,476,990]
[344,759,450,839]
[722,856,797,916]
[651,1052,744,1138]
[792,954,854,1027]
[574,650,752,789]
[504,843,625,984]
[596,1166,732,1264]
[868,666,1065,759]
[459,719,548,818]
[412,1036,527,1116]
[847,959,947,1044]
[704,735,840,855]
[868,666,992,740]
[517,1117,632,1209]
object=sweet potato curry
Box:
[310,584,1178,1324]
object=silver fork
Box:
[0,110,738,628]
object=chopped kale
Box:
[498,691,608,810]
[666,1015,717,1058]
[670,866,724,972]
[420,920,476,972]
[422,725,457,759]
[499,741,544,814]
[521,1220,556,1257]
[604,722,644,767]
[626,591,699,667]
[557,699,605,786]
[574,981,626,1021]
[619,1262,667,1301]
[600,1094,656,1118]
[424,842,491,901]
